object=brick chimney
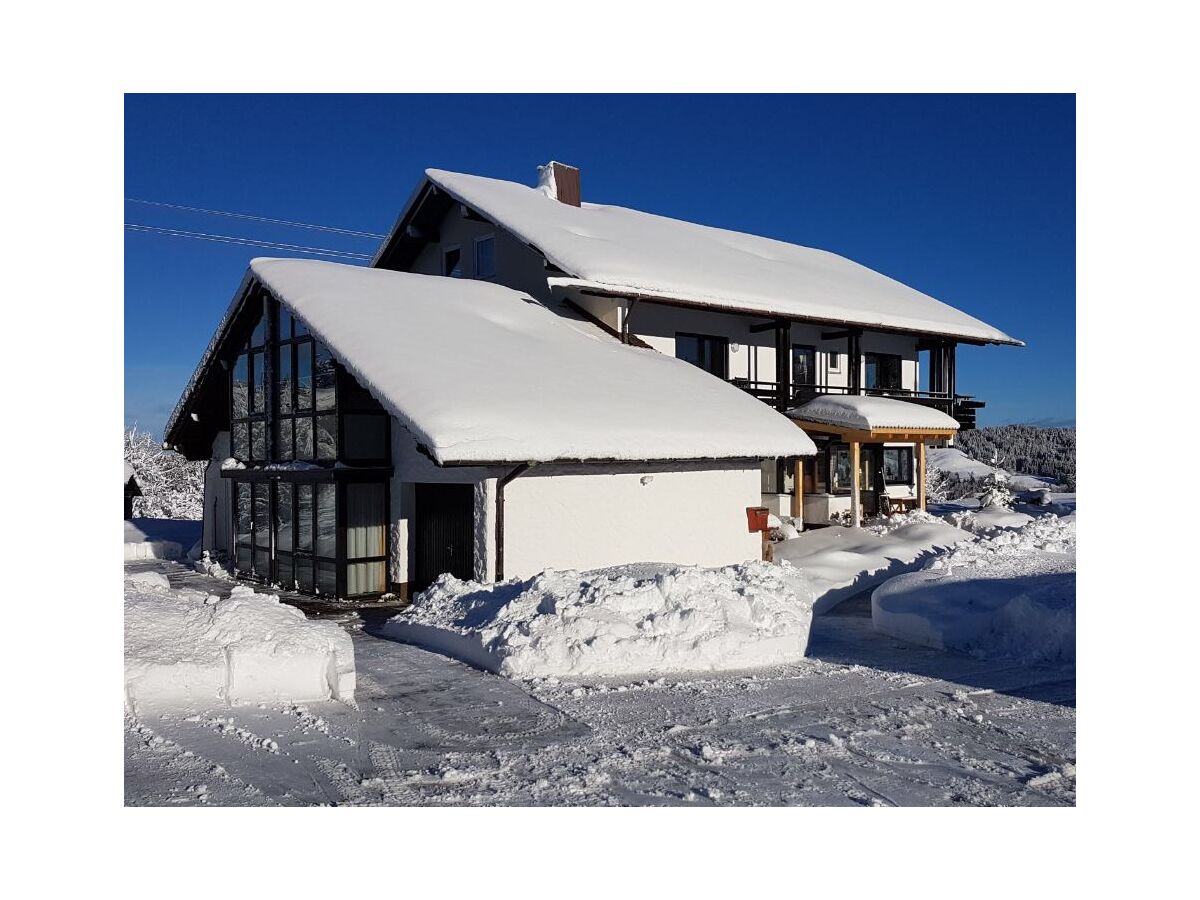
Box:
[537,161,581,207]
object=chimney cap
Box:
[537,161,581,207]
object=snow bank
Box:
[124,579,355,712]
[383,562,815,680]
[872,516,1076,664]
[123,518,201,561]
[415,169,1019,345]
[773,515,972,613]
[944,506,1035,534]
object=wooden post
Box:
[792,457,804,520]
[917,441,927,512]
[850,440,861,528]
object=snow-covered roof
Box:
[240,259,815,464]
[788,395,960,432]
[401,169,1021,346]
[124,462,136,484]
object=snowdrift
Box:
[773,515,972,613]
[383,562,815,680]
[872,516,1076,664]
[124,579,355,712]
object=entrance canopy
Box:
[787,394,959,443]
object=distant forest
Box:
[956,425,1076,489]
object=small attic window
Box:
[474,235,496,279]
[443,246,463,278]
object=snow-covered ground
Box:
[125,558,1074,807]
[124,570,355,713]
[382,562,815,679]
[873,516,1076,664]
[774,515,971,613]
[124,450,1076,806]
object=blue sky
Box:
[125,94,1074,438]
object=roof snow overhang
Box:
[167,258,818,465]
[372,168,1024,348]
[787,395,960,443]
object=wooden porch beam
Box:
[849,441,861,528]
[917,440,927,512]
[749,319,785,333]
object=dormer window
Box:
[474,235,496,279]
[442,246,463,278]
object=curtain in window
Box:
[346,483,386,595]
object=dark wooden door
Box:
[414,483,475,591]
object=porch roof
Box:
[787,394,959,442]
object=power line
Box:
[125,198,387,239]
[124,223,373,260]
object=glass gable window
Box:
[675,333,728,378]
[230,300,268,464]
[865,353,903,391]
[274,329,337,463]
[225,297,391,598]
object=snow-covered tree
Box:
[124,427,205,519]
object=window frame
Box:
[792,343,817,386]
[675,332,729,379]
[442,244,464,278]
[472,234,496,279]
[864,352,904,391]
[882,446,915,485]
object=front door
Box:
[414,483,475,592]
[859,445,885,517]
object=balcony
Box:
[730,380,984,430]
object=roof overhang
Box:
[549,278,1025,347]
[791,419,958,443]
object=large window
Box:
[882,447,914,485]
[272,311,336,463]
[675,332,728,378]
[225,296,392,598]
[865,353,903,391]
[231,306,269,463]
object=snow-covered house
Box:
[165,258,813,600]
[371,163,1021,525]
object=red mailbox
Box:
[746,506,770,533]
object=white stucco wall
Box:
[203,430,232,558]
[500,461,764,579]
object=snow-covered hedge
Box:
[124,427,205,520]
[124,578,356,712]
[384,562,815,680]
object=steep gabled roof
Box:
[169,259,816,465]
[376,168,1021,347]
